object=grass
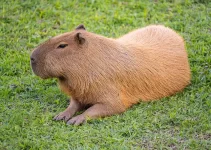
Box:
[0,0,211,149]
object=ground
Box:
[0,0,211,149]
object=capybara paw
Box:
[66,114,86,125]
[53,111,72,121]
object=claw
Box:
[67,114,86,125]
[53,111,71,121]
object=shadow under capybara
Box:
[30,24,190,125]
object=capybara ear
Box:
[75,24,86,30]
[75,33,85,45]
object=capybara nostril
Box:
[30,56,36,64]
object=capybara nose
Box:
[30,56,36,64]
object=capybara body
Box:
[31,25,190,125]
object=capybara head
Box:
[30,25,87,79]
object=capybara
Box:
[30,24,190,125]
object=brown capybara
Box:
[30,24,190,125]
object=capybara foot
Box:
[54,111,72,121]
[54,98,82,122]
[66,114,86,125]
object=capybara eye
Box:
[57,44,68,49]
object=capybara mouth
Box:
[31,63,49,79]
[31,62,38,75]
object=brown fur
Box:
[30,25,190,125]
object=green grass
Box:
[0,0,211,149]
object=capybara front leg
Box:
[54,98,82,121]
[67,103,126,125]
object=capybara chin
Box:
[30,24,190,125]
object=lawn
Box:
[0,0,211,149]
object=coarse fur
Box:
[30,24,190,125]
